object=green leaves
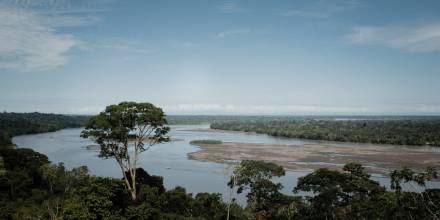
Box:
[230,160,285,190]
[81,102,170,200]
[229,160,286,218]
[343,162,371,179]
[391,166,438,192]
[81,102,170,158]
[63,178,125,220]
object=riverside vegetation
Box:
[0,112,89,147]
[1,107,440,219]
[190,140,223,145]
[211,117,440,146]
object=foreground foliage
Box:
[0,146,247,220]
[230,160,440,220]
[1,144,438,219]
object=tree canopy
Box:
[0,112,89,147]
[81,102,170,200]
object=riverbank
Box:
[188,141,440,174]
[210,118,440,146]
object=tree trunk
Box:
[130,189,137,200]
[130,167,137,200]
[226,203,231,220]
[118,159,137,200]
[256,212,264,220]
[122,173,137,200]
[226,187,233,220]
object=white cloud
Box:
[2,0,112,14]
[348,23,440,52]
[2,99,440,115]
[163,104,370,115]
[0,0,108,72]
[280,10,328,18]
[41,14,101,27]
[162,103,440,115]
[0,6,88,72]
[93,38,153,55]
[167,40,201,49]
[214,29,250,39]
[217,1,246,13]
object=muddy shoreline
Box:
[188,141,440,174]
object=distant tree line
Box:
[165,115,255,125]
[0,112,89,147]
[167,115,440,125]
[211,118,440,146]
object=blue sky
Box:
[1,0,440,115]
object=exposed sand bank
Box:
[188,141,440,174]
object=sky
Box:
[1,0,440,115]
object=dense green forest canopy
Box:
[211,117,440,146]
[1,145,439,219]
[0,112,89,147]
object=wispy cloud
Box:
[167,40,201,49]
[348,23,440,52]
[214,29,250,39]
[280,10,327,19]
[40,14,101,27]
[0,1,107,72]
[94,38,153,55]
[2,0,112,14]
[217,1,246,13]
[0,6,85,72]
[163,104,368,115]
[280,0,363,18]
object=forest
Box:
[211,117,440,146]
[0,112,89,147]
[1,112,440,219]
[1,144,439,219]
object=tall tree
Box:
[229,160,285,219]
[81,102,169,200]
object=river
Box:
[12,124,437,204]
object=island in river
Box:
[188,129,440,174]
